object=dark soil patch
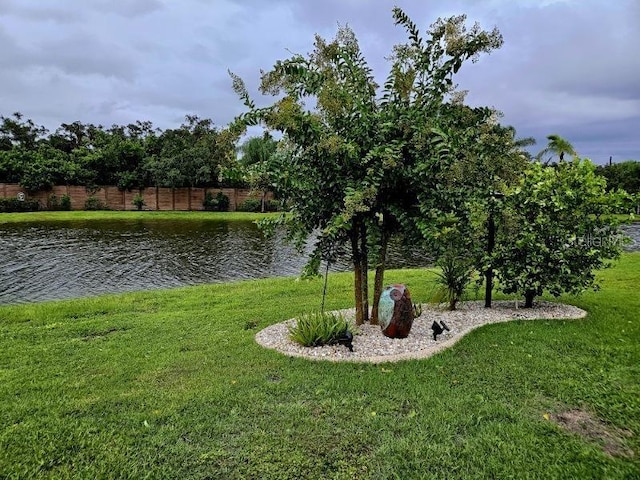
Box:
[551,409,634,458]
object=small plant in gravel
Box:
[288,311,352,347]
[430,251,474,310]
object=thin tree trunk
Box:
[359,222,369,324]
[351,225,365,326]
[371,227,390,325]
[524,291,535,308]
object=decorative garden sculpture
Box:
[378,284,414,338]
[431,320,450,341]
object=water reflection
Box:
[0,219,430,305]
[0,219,637,305]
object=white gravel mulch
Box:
[255,301,587,363]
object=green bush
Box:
[203,191,230,212]
[84,196,109,211]
[132,193,145,211]
[46,194,72,211]
[60,194,72,211]
[237,198,262,212]
[430,251,474,311]
[47,194,59,210]
[265,199,282,212]
[288,311,351,347]
[0,197,41,212]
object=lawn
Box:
[0,256,639,478]
[0,210,276,224]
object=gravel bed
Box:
[255,300,587,363]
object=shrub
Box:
[237,198,262,212]
[132,193,145,211]
[46,194,71,211]
[60,194,72,211]
[430,251,474,311]
[265,199,282,212]
[288,311,351,347]
[47,194,59,210]
[84,196,108,210]
[0,197,41,212]
[494,158,624,307]
[203,191,230,212]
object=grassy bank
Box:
[1,257,639,478]
[0,210,277,224]
[612,213,638,223]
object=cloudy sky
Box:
[1,0,638,163]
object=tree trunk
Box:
[351,224,365,326]
[524,291,535,308]
[484,212,496,308]
[371,227,390,325]
[359,221,369,324]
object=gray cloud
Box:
[89,0,164,18]
[0,0,84,24]
[0,0,637,162]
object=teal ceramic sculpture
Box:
[378,284,414,338]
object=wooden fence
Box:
[0,183,273,212]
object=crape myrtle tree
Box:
[231,7,503,325]
[494,156,624,308]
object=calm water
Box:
[1,220,637,305]
[0,219,430,305]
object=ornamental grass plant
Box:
[288,311,351,347]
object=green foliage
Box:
[239,132,278,166]
[237,198,262,212]
[46,194,72,211]
[60,194,71,211]
[232,8,504,325]
[494,157,624,307]
[287,311,351,347]
[0,113,240,191]
[0,197,41,212]
[596,160,640,196]
[430,251,475,310]
[84,196,109,211]
[265,199,281,212]
[46,194,59,210]
[203,191,230,211]
[132,193,145,211]
[537,134,577,164]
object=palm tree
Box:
[536,134,576,164]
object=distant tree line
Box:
[595,161,640,214]
[0,112,244,192]
[596,161,640,194]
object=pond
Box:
[0,219,637,305]
[0,219,429,305]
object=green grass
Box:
[1,257,639,478]
[0,210,277,224]
[611,213,639,223]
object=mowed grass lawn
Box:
[1,255,639,479]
